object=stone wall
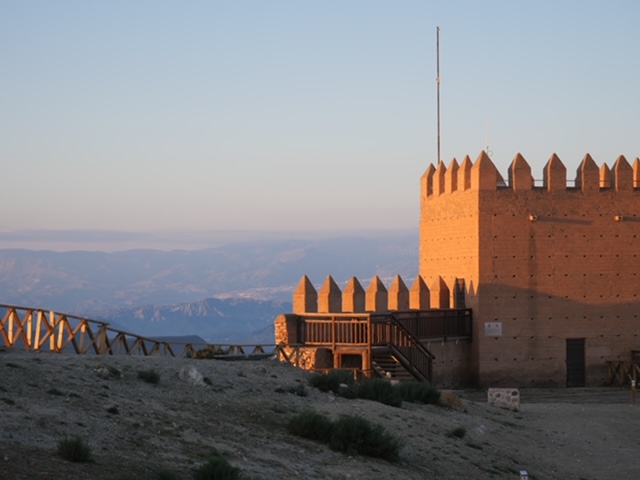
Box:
[428,338,472,388]
[276,344,333,371]
[487,388,520,411]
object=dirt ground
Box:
[0,349,638,480]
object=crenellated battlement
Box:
[291,274,467,315]
[422,152,640,196]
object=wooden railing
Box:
[0,304,273,358]
[387,309,472,340]
[300,313,371,348]
[372,313,435,382]
[607,350,640,386]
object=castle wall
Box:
[421,152,640,387]
[420,189,480,292]
[428,339,472,388]
[420,157,482,383]
[476,187,640,386]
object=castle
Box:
[276,151,640,387]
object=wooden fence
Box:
[0,304,273,358]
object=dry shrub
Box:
[440,390,466,412]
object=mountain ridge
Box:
[0,233,418,342]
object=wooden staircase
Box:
[371,347,416,382]
[370,313,435,383]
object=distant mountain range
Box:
[101,297,291,344]
[0,233,418,342]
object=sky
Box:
[2,1,640,249]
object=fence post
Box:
[331,315,336,351]
[7,309,16,347]
[366,314,373,378]
[25,310,33,350]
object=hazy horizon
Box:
[0,227,417,252]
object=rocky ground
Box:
[0,349,638,480]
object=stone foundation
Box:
[278,346,333,371]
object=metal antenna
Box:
[436,27,441,165]
[485,119,493,157]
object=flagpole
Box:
[436,26,441,165]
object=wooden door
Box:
[566,338,586,387]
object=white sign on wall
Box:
[484,322,503,337]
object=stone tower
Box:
[420,151,640,386]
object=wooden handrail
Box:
[382,313,435,383]
[377,309,473,339]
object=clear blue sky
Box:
[2,1,639,247]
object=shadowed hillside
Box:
[0,350,635,480]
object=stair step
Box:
[372,352,416,381]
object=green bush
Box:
[354,379,403,408]
[275,384,308,396]
[329,415,401,462]
[308,370,355,393]
[155,470,179,480]
[57,436,92,463]
[115,470,179,480]
[287,411,333,442]
[137,369,160,384]
[192,346,229,359]
[448,426,467,439]
[193,455,240,480]
[396,382,441,405]
[287,411,401,462]
[117,471,180,480]
[309,372,441,410]
[107,365,122,378]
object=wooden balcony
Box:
[290,309,472,383]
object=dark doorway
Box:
[455,279,466,308]
[340,354,363,370]
[566,338,586,387]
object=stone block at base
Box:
[487,388,520,411]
